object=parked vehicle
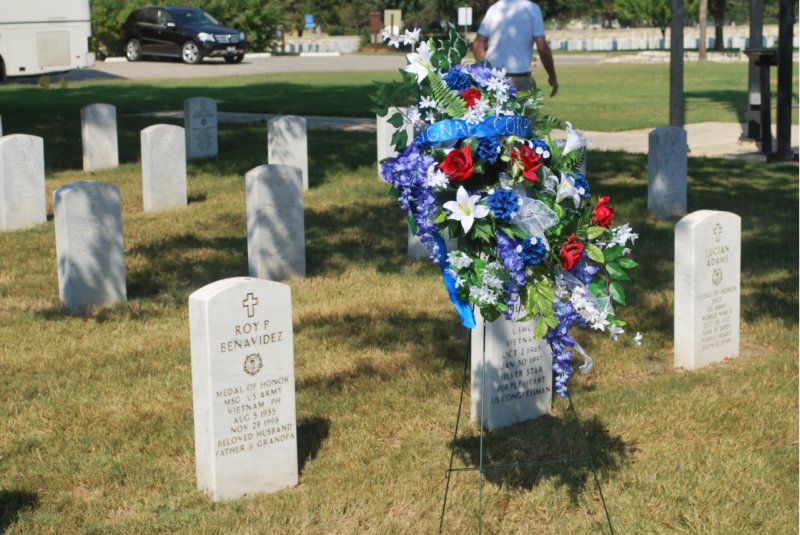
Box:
[123,6,246,64]
[0,0,95,82]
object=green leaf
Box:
[433,210,447,224]
[588,279,605,297]
[387,112,405,128]
[603,245,624,262]
[609,282,626,305]
[407,214,417,235]
[606,262,630,281]
[534,319,548,339]
[390,129,408,152]
[585,243,605,264]
[618,258,640,269]
[586,226,608,239]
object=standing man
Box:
[472,0,559,96]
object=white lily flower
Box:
[403,40,434,83]
[609,324,625,340]
[403,28,421,45]
[387,34,402,48]
[563,121,589,155]
[380,26,394,41]
[555,172,582,207]
[443,186,490,233]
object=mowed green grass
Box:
[0,70,798,533]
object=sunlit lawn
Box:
[0,70,797,533]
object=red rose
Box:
[560,235,585,270]
[461,88,482,108]
[511,144,543,182]
[438,145,474,182]
[591,196,615,227]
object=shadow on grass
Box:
[297,417,331,474]
[684,89,747,124]
[0,490,38,534]
[451,412,632,502]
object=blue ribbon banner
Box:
[434,234,476,329]
[414,115,532,146]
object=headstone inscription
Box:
[0,134,46,231]
[141,124,187,212]
[647,126,687,219]
[189,277,298,501]
[54,181,126,312]
[184,97,218,159]
[674,210,741,370]
[470,306,553,431]
[268,116,308,191]
[81,103,119,171]
[245,164,306,281]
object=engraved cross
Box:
[242,293,259,318]
[712,223,723,242]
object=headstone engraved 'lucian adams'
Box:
[54,181,127,312]
[184,97,218,159]
[0,134,46,231]
[190,277,298,501]
[81,103,119,172]
[675,210,741,370]
[471,306,553,430]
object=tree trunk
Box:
[699,0,708,60]
[713,0,725,50]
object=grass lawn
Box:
[0,71,798,533]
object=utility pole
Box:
[670,0,684,127]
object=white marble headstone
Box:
[0,134,46,231]
[184,97,218,159]
[408,227,456,261]
[245,164,306,280]
[189,277,298,501]
[81,103,119,171]
[376,107,412,174]
[0,115,3,137]
[471,307,553,431]
[54,181,126,312]
[675,210,741,370]
[268,116,308,191]
[141,124,187,211]
[648,126,687,219]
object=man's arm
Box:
[472,34,488,62]
[534,36,558,97]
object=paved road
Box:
[59,52,608,83]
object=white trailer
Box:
[0,0,95,81]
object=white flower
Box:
[425,110,437,124]
[406,106,422,124]
[447,251,473,270]
[424,164,449,190]
[419,96,437,109]
[387,34,402,48]
[634,332,643,346]
[403,41,434,83]
[443,186,490,233]
[555,172,582,208]
[609,324,625,341]
[402,28,421,45]
[380,26,394,41]
[563,121,589,155]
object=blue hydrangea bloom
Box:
[520,237,547,266]
[477,136,502,163]
[532,138,552,165]
[486,188,520,221]
[574,172,590,199]
[443,67,472,92]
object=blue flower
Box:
[532,138,552,165]
[570,258,600,284]
[463,64,494,90]
[573,172,590,199]
[477,136,502,163]
[443,67,472,92]
[486,188,519,221]
[520,237,546,266]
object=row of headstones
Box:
[14,161,305,312]
[0,104,310,232]
[548,34,774,52]
[188,204,740,500]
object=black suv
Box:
[123,6,246,64]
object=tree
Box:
[709,0,726,50]
[616,0,672,38]
[699,0,708,59]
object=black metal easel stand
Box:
[438,339,615,534]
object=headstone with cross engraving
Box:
[245,164,305,280]
[1,134,46,231]
[81,103,119,171]
[674,210,741,370]
[184,97,218,159]
[189,277,298,501]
